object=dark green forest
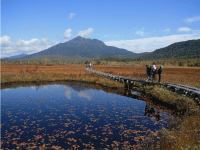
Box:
[137,39,200,60]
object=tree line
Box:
[1,57,200,67]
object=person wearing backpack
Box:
[146,65,152,82]
[158,66,163,83]
[149,66,153,82]
[152,65,157,81]
[146,65,150,81]
[89,63,92,69]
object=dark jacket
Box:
[147,66,150,75]
[158,68,163,75]
[147,67,152,75]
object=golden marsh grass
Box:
[2,64,200,88]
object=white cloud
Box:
[69,13,75,19]
[164,28,170,32]
[184,16,200,23]
[105,32,200,53]
[0,35,60,58]
[49,39,60,46]
[0,35,12,45]
[77,90,92,100]
[77,27,94,38]
[177,27,192,32]
[136,30,145,36]
[135,28,145,36]
[64,86,72,99]
[63,29,72,42]
[63,85,92,100]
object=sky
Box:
[1,0,200,58]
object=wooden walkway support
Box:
[85,68,200,104]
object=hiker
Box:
[146,65,152,82]
[89,63,92,69]
[146,65,150,81]
[158,66,163,83]
[148,66,153,82]
[152,65,157,81]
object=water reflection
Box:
[1,83,174,149]
[144,102,161,121]
[64,85,92,100]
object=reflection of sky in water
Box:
[64,85,94,100]
[1,84,174,149]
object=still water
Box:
[1,84,173,149]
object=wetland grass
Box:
[1,64,124,88]
[1,63,200,149]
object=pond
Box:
[1,83,175,149]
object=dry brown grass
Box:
[1,64,200,88]
[1,64,124,88]
[1,64,87,77]
[92,65,200,88]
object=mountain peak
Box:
[65,36,86,44]
[66,36,106,46]
[73,36,85,41]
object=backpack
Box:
[152,69,157,74]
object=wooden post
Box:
[175,88,179,94]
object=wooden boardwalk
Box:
[85,68,200,104]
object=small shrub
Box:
[178,61,184,66]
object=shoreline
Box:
[1,77,197,115]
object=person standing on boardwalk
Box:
[89,63,92,69]
[158,66,163,83]
[146,65,150,81]
[152,65,157,81]
[146,65,152,82]
[149,66,153,82]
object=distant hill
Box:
[3,53,28,59]
[99,53,150,62]
[18,36,146,62]
[137,39,200,60]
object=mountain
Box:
[18,36,146,62]
[3,53,28,59]
[137,39,200,60]
[4,38,199,62]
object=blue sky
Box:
[1,0,200,58]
